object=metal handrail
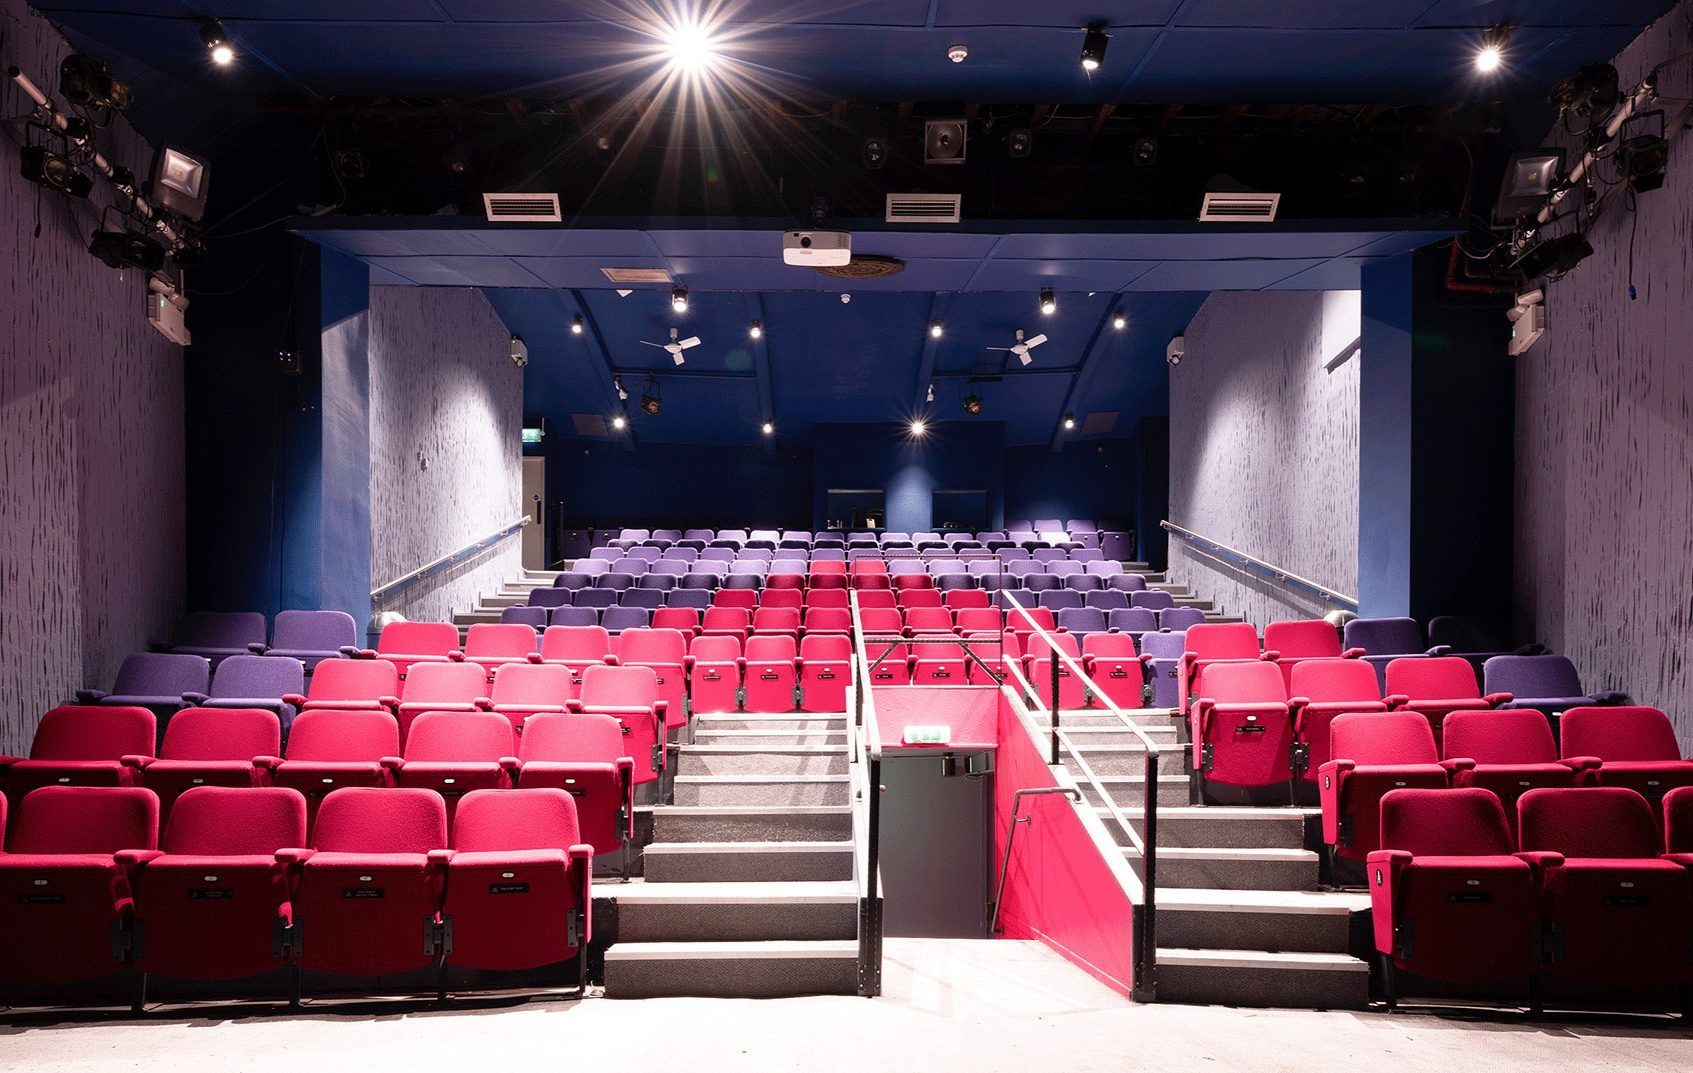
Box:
[989,786,1081,933]
[847,590,884,998]
[1000,590,1161,1001]
[1160,519,1358,611]
[370,517,529,601]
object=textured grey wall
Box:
[0,0,185,754]
[1168,291,1361,625]
[1517,3,1693,747]
[367,285,521,624]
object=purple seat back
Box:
[174,611,267,652]
[1482,654,1586,700]
[111,652,211,697]
[270,610,357,657]
[207,654,303,702]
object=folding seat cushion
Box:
[1157,607,1206,633]
[943,590,991,611]
[1319,713,1448,862]
[621,588,665,610]
[1344,617,1447,690]
[1518,787,1693,989]
[265,609,360,671]
[898,589,943,609]
[78,652,211,725]
[652,608,701,636]
[287,787,448,977]
[1175,622,1262,715]
[1441,709,1584,831]
[1024,633,1086,711]
[368,621,462,677]
[806,589,850,610]
[1561,705,1693,806]
[810,570,852,591]
[1,706,155,807]
[598,572,640,592]
[1107,607,1158,645]
[1022,573,1062,594]
[1483,655,1628,717]
[1083,633,1143,710]
[1368,788,1541,987]
[1191,661,1298,788]
[0,786,159,984]
[760,588,802,611]
[488,662,575,731]
[261,709,400,809]
[743,636,800,712]
[798,635,853,712]
[396,662,493,742]
[1261,620,1358,689]
[804,607,853,636]
[1137,631,1187,709]
[502,606,550,630]
[133,786,306,981]
[713,588,759,610]
[666,589,713,611]
[1107,573,1146,591]
[1085,590,1129,611]
[574,665,666,784]
[1286,659,1389,781]
[528,587,572,609]
[679,572,718,591]
[170,611,269,666]
[752,607,802,639]
[601,607,650,635]
[615,628,690,730]
[1037,589,1084,611]
[702,607,752,640]
[123,707,279,818]
[552,606,602,628]
[904,606,954,635]
[1385,656,1508,742]
[383,711,519,803]
[687,635,744,713]
[1129,590,1175,611]
[440,789,592,975]
[457,624,541,675]
[1056,608,1107,638]
[1086,560,1125,577]
[1063,573,1104,592]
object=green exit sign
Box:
[902,725,952,745]
[521,427,544,444]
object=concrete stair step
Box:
[1123,846,1320,890]
[642,840,854,883]
[677,747,849,777]
[480,593,528,608]
[1055,725,1179,747]
[1175,597,1214,611]
[454,610,502,626]
[696,714,848,732]
[1062,745,1188,776]
[694,729,848,748]
[1156,888,1368,953]
[1152,947,1370,1009]
[1078,773,1192,808]
[651,804,853,843]
[603,940,858,998]
[1094,805,1315,849]
[673,774,851,807]
[610,880,858,942]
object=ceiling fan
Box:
[641,327,701,366]
[986,328,1047,366]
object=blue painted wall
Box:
[1003,442,1135,529]
[812,423,1007,533]
[550,443,815,529]
[1359,254,1415,617]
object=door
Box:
[521,456,546,570]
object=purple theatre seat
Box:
[1037,590,1084,611]
[201,654,304,731]
[1107,607,1158,644]
[170,611,268,666]
[553,572,594,591]
[502,606,550,629]
[1107,573,1147,592]
[1427,614,1544,670]
[1158,607,1206,632]
[1138,631,1187,708]
[1482,654,1628,717]
[575,589,618,610]
[528,587,571,609]
[1063,573,1104,592]
[78,652,211,728]
[1344,616,1447,691]
[1055,607,1107,638]
[550,606,601,628]
[1086,560,1124,577]
[597,572,638,592]
[266,610,360,671]
[620,588,664,610]
[1129,590,1175,611]
[1086,590,1129,611]
[601,606,650,634]
[666,589,713,610]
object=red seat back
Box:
[404,712,515,761]
[1328,712,1437,766]
[541,625,612,663]
[615,627,688,665]
[652,608,700,634]
[1560,705,1682,762]
[311,786,446,854]
[1518,786,1664,858]
[284,710,400,762]
[746,635,798,662]
[1385,656,1480,700]
[7,786,158,854]
[689,635,742,661]
[904,608,953,634]
[1441,709,1557,765]
[518,712,626,764]
[163,786,305,855]
[800,634,852,662]
[1186,622,1261,662]
[1378,787,1514,856]
[702,607,752,633]
[400,662,490,704]
[577,664,659,708]
[453,788,580,853]
[27,705,155,761]
[1665,787,1693,854]
[377,621,459,658]
[1195,661,1286,704]
[1289,659,1381,703]
[489,663,573,707]
[159,707,280,761]
[1263,620,1342,659]
[751,607,800,633]
[803,608,852,634]
[308,659,400,703]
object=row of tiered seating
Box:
[587,521,1123,552]
[0,784,592,991]
[76,652,307,732]
[161,609,359,669]
[1370,786,1693,998]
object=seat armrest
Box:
[499,756,521,774]
[115,849,164,872]
[338,645,364,658]
[736,657,748,669]
[281,693,308,708]
[425,849,455,872]
[791,657,804,670]
[120,754,154,771]
[1592,690,1630,705]
[181,691,210,705]
[354,648,377,659]
[247,642,269,655]
[1318,759,1356,779]
[1483,692,1514,707]
[275,848,315,868]
[475,696,493,709]
[604,654,620,667]
[566,699,584,712]
[253,754,285,772]
[1259,649,1280,662]
[1439,757,1477,775]
[1663,853,1693,871]
[1425,645,1452,657]
[683,655,696,670]
[1560,755,1602,773]
[379,755,405,771]
[379,694,401,710]
[1514,851,1564,880]
[1384,693,1410,708]
[653,700,669,718]
[1341,648,1366,660]
[1366,849,1413,889]
[447,650,465,662]
[1286,696,1311,710]
[76,688,108,703]
[1513,642,1548,656]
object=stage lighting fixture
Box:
[1507,289,1545,356]
[571,315,585,335]
[1492,149,1564,224]
[926,382,935,403]
[201,19,235,65]
[1551,63,1619,120]
[1039,287,1057,315]
[749,320,763,339]
[1080,24,1109,72]
[909,420,927,437]
[20,145,92,198]
[963,393,984,416]
[1112,311,1126,330]
[671,286,689,313]
[1008,128,1033,158]
[1131,136,1158,167]
[612,413,628,431]
[1475,26,1508,74]
[664,21,719,71]
[89,226,166,273]
[861,137,888,169]
[1620,134,1668,193]
[59,53,130,111]
[639,378,662,416]
[1063,413,1076,430]
[1516,232,1593,280]
[615,377,628,401]
[929,320,943,339]
[150,145,211,222]
[761,421,774,435]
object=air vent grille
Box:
[601,268,675,284]
[1198,192,1280,223]
[482,192,561,222]
[570,413,609,437]
[885,193,962,224]
[1081,411,1118,435]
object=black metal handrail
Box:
[370,517,530,602]
[847,590,884,998]
[989,786,1081,934]
[1160,519,1358,611]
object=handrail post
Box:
[989,787,1081,935]
[1134,748,1159,1002]
[1049,651,1062,766]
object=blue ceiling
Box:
[37,1,1671,105]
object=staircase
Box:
[451,569,559,628]
[1059,708,1372,1009]
[602,711,864,998]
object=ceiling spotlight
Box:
[88,226,166,273]
[663,21,719,71]
[1620,134,1669,193]
[1112,311,1127,330]
[926,382,935,403]
[761,421,774,435]
[1080,23,1110,72]
[749,320,763,339]
[861,137,888,169]
[571,315,585,335]
[614,377,628,401]
[639,378,662,417]
[947,43,968,63]
[1475,25,1508,74]
[1063,413,1076,431]
[1131,136,1158,167]
[963,393,984,416]
[58,53,130,111]
[929,320,943,339]
[201,19,234,65]
[611,414,628,431]
[19,145,93,198]
[1039,287,1057,316]
[151,145,211,221]
[671,286,689,314]
[910,420,927,437]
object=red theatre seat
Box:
[1560,705,1693,809]
[1,705,155,809]
[686,635,744,713]
[1320,712,1448,863]
[1440,708,1584,833]
[574,665,666,784]
[487,662,575,733]
[367,621,461,678]
[1191,661,1297,789]
[1287,658,1388,782]
[615,628,691,731]
[743,635,800,712]
[798,634,852,713]
[1175,622,1262,716]
[1385,656,1510,743]
[517,713,635,864]
[1083,633,1143,709]
[383,712,519,808]
[123,706,279,821]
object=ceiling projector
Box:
[783,230,852,267]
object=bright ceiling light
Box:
[929,320,944,339]
[1475,26,1508,74]
[748,320,763,339]
[761,421,774,435]
[664,21,720,72]
[1080,24,1109,72]
[201,19,234,66]
[1112,311,1127,330]
[611,414,627,431]
[1039,287,1057,315]
[671,286,689,314]
[1063,413,1076,430]
[910,420,927,437]
[571,315,584,335]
